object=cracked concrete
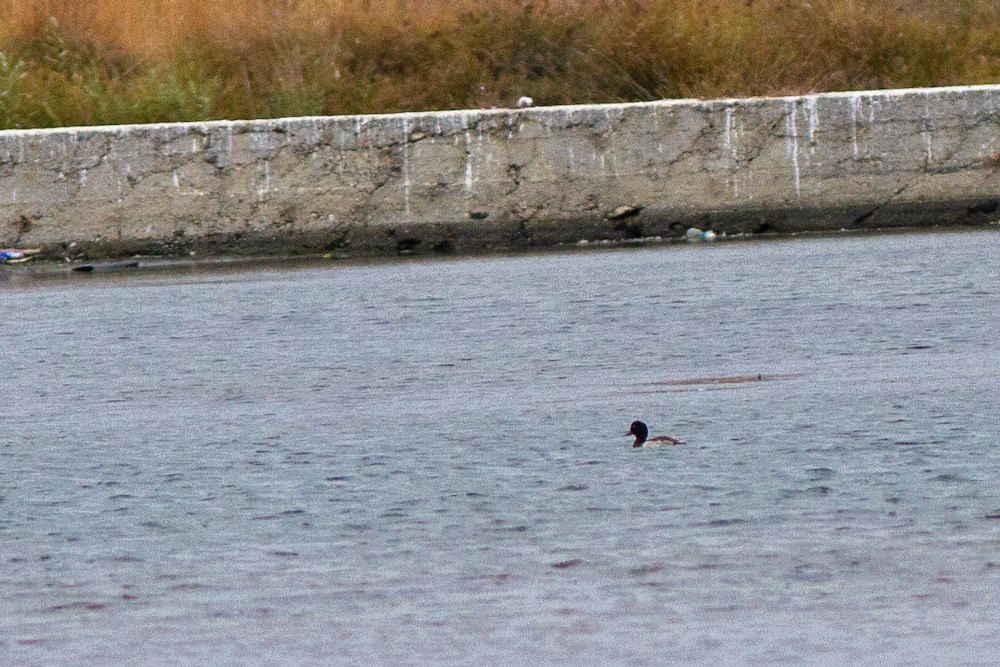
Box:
[3,84,1000,260]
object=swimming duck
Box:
[626,420,685,447]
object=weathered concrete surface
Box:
[3,85,1000,259]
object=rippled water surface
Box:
[3,231,1000,665]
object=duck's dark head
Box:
[626,420,648,446]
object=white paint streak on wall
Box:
[254,161,270,200]
[464,131,474,191]
[605,110,620,178]
[923,92,933,165]
[849,95,861,159]
[477,128,484,172]
[724,105,739,198]
[402,118,411,216]
[724,106,733,151]
[786,99,801,198]
[68,130,78,173]
[806,97,819,155]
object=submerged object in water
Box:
[72,260,140,273]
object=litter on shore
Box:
[0,248,42,264]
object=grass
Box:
[0,0,999,128]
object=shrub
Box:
[0,0,997,128]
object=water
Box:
[2,230,1000,665]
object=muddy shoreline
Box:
[4,224,998,283]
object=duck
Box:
[626,420,685,448]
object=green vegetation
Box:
[1,0,999,129]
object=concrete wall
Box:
[3,84,1000,259]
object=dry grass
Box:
[0,0,999,128]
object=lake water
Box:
[2,230,1000,665]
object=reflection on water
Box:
[2,230,1000,664]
